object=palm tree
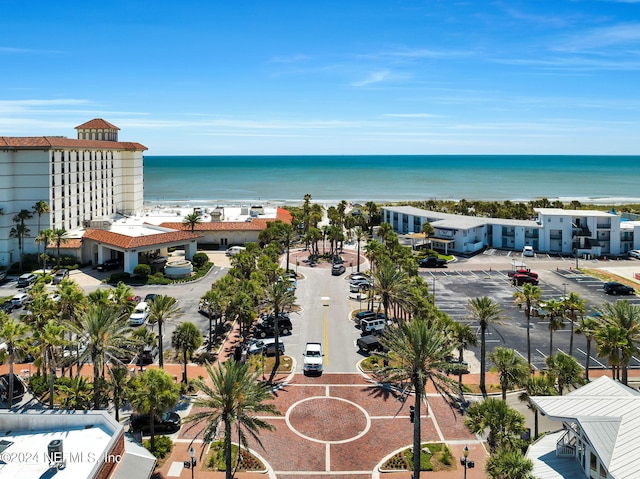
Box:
[67,304,131,409]
[363,201,378,235]
[372,259,411,320]
[264,281,297,384]
[467,296,506,397]
[171,321,202,383]
[147,295,182,368]
[131,327,157,372]
[0,313,30,408]
[378,318,458,479]
[595,321,627,381]
[186,360,280,479]
[518,374,555,438]
[51,228,68,267]
[352,226,369,273]
[277,222,296,273]
[575,314,601,381]
[58,376,92,410]
[37,320,66,408]
[35,228,54,272]
[128,368,180,452]
[513,283,542,367]
[448,321,477,388]
[596,300,640,385]
[563,292,586,356]
[545,352,584,395]
[106,366,129,422]
[57,280,87,377]
[465,397,526,453]
[9,223,30,273]
[543,299,565,356]
[33,200,50,264]
[488,347,529,401]
[485,447,534,479]
[182,212,202,232]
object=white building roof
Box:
[531,376,640,479]
[535,207,617,218]
[382,205,539,229]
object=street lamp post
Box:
[462,446,469,479]
[183,446,196,479]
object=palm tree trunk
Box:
[158,320,164,368]
[225,418,233,479]
[480,326,487,397]
[269,306,281,384]
[183,349,188,383]
[569,316,575,356]
[534,410,539,438]
[549,329,553,357]
[150,407,156,451]
[49,363,56,409]
[525,302,531,366]
[93,362,100,409]
[413,378,422,479]
[7,359,15,409]
[585,339,591,381]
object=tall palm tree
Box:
[51,228,68,267]
[9,223,30,273]
[543,299,565,356]
[575,314,601,381]
[33,200,50,264]
[147,295,182,369]
[563,292,586,356]
[448,321,477,388]
[372,259,411,321]
[57,280,87,377]
[37,320,66,408]
[420,221,434,251]
[595,321,627,381]
[277,223,296,273]
[171,321,202,383]
[128,368,180,452]
[363,201,378,235]
[106,366,129,422]
[378,318,458,479]
[0,313,30,408]
[131,327,157,372]
[67,304,131,409]
[182,212,202,233]
[489,347,529,401]
[513,283,542,367]
[264,280,297,384]
[186,360,280,479]
[596,300,640,385]
[36,228,54,271]
[352,226,368,273]
[518,374,555,438]
[467,296,506,397]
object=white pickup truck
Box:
[303,342,324,375]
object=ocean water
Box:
[142,155,640,206]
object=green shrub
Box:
[134,264,152,278]
[148,272,171,285]
[143,435,173,459]
[192,252,209,269]
[29,374,49,396]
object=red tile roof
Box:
[82,229,201,249]
[75,119,120,130]
[48,239,83,249]
[158,208,292,232]
[0,136,146,151]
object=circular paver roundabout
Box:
[286,396,371,443]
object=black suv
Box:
[1,300,15,314]
[97,258,122,272]
[418,257,447,268]
[603,282,635,295]
[130,411,180,434]
[253,315,293,337]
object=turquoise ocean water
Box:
[143,155,640,206]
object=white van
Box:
[226,246,246,256]
[361,317,389,335]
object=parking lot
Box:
[422,258,640,373]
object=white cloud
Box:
[350,70,394,87]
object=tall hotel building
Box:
[0,119,146,267]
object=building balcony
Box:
[572,227,591,237]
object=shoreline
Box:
[143,195,640,210]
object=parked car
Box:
[628,250,640,259]
[522,246,535,257]
[137,345,159,365]
[130,411,181,434]
[0,373,26,403]
[128,301,150,326]
[331,264,346,276]
[52,268,69,285]
[418,256,447,268]
[253,315,293,337]
[144,293,158,303]
[507,268,538,279]
[11,293,31,308]
[303,342,324,375]
[354,311,388,326]
[1,300,16,314]
[17,273,38,288]
[512,274,539,286]
[247,338,285,356]
[356,335,387,353]
[97,259,122,272]
[603,282,635,295]
[0,270,7,283]
[349,278,372,292]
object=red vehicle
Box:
[508,268,538,279]
[512,274,539,286]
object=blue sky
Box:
[1,0,639,155]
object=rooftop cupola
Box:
[75,118,120,141]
